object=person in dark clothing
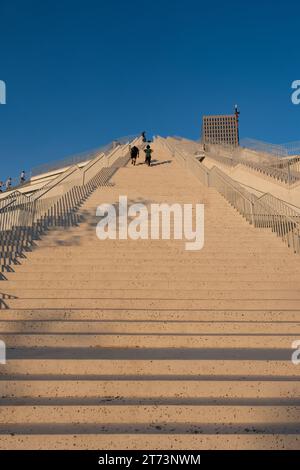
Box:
[141,131,146,143]
[144,145,153,166]
[130,146,139,166]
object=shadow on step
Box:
[0,159,130,272]
[20,189,161,252]
[1,397,300,406]
[0,291,18,309]
[149,160,172,167]
[6,347,293,360]
[30,197,153,248]
[0,374,299,382]
[0,423,299,435]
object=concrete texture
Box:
[0,140,300,449]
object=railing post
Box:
[288,160,291,186]
[250,202,255,226]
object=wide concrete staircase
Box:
[0,140,300,449]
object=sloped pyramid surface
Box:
[0,141,300,449]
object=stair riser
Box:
[0,405,298,425]
[4,289,300,300]
[0,359,297,377]
[6,273,300,281]
[14,259,300,268]
[0,321,299,334]
[0,434,298,450]
[1,310,299,322]
[0,333,298,348]
[3,280,300,289]
[5,299,300,309]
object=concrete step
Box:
[1,309,300,322]
[22,248,294,261]
[9,267,300,277]
[22,251,293,260]
[6,298,300,310]
[4,288,300,300]
[0,320,299,334]
[6,272,300,282]
[0,405,298,426]
[0,359,297,377]
[1,140,298,450]
[82,202,238,210]
[29,243,285,253]
[3,280,300,290]
[26,243,287,255]
[28,228,283,237]
[32,230,281,241]
[14,258,300,267]
[28,237,289,247]
[17,255,296,265]
[33,239,286,249]
[0,434,298,450]
[0,333,297,348]
[1,380,298,400]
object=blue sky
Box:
[0,0,299,178]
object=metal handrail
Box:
[160,137,300,254]
[30,134,137,176]
[211,166,256,204]
[204,143,300,185]
[0,164,82,211]
[0,135,137,211]
[171,138,300,185]
[30,143,111,177]
[0,149,106,231]
[0,135,137,204]
[171,143,256,224]
[0,136,138,268]
[166,139,254,202]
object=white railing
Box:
[0,136,139,269]
[204,143,300,185]
[159,137,300,254]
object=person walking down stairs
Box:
[144,144,153,166]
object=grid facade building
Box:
[202,114,239,146]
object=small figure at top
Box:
[20,170,26,184]
[5,177,12,191]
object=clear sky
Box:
[0,0,299,178]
